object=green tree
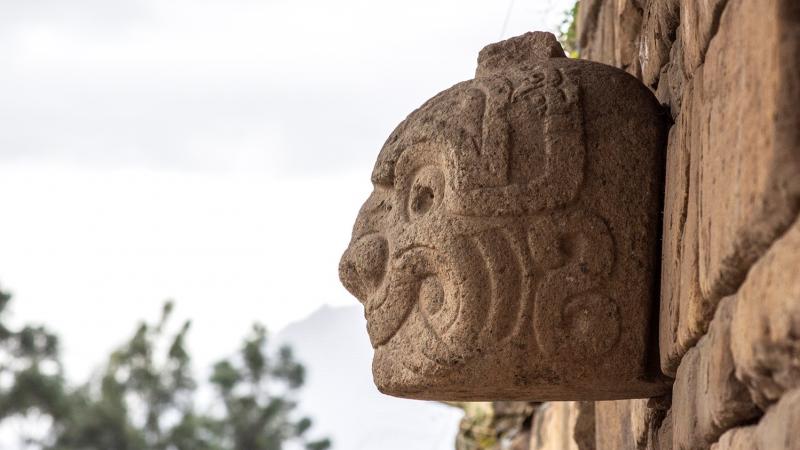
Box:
[47,301,195,450]
[0,286,68,447]
[0,286,330,450]
[208,324,329,450]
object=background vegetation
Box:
[558,1,580,57]
[0,286,330,450]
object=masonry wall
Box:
[452,0,800,448]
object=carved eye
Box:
[411,186,434,215]
[407,166,444,220]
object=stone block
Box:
[702,299,759,430]
[581,0,618,66]
[632,396,670,450]
[673,69,710,362]
[697,0,800,302]
[731,218,800,408]
[711,427,757,450]
[511,430,532,450]
[755,389,800,449]
[664,0,800,373]
[657,125,682,376]
[577,0,603,51]
[672,298,758,450]
[653,410,672,450]
[339,32,669,400]
[580,0,643,75]
[573,402,595,450]
[529,402,583,450]
[659,68,704,376]
[671,348,700,450]
[653,29,685,117]
[680,0,729,75]
[613,0,643,76]
[639,0,679,87]
[629,398,651,448]
[595,401,637,450]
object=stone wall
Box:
[583,0,799,448]
[453,0,800,448]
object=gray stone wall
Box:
[554,0,800,448]
[452,0,800,448]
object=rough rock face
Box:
[530,402,595,450]
[408,0,797,446]
[578,0,800,449]
[339,31,669,401]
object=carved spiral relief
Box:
[343,64,599,374]
[528,211,620,359]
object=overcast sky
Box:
[0,0,572,432]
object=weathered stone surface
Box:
[672,298,759,450]
[755,389,800,449]
[579,0,615,65]
[511,430,532,450]
[573,402,595,450]
[639,0,679,87]
[653,410,673,450]
[671,349,700,449]
[579,0,643,75]
[731,218,800,408]
[659,69,704,375]
[529,402,585,450]
[613,0,644,76]
[711,427,757,450]
[702,299,760,429]
[697,0,800,302]
[591,399,667,450]
[653,30,685,118]
[630,396,670,450]
[596,398,669,450]
[595,401,637,450]
[680,0,729,75]
[577,0,603,52]
[662,0,800,374]
[339,31,669,400]
[657,126,681,374]
[629,399,650,449]
[671,77,708,360]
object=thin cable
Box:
[499,0,516,40]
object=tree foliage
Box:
[0,286,330,450]
[557,1,580,58]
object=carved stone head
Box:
[339,32,669,400]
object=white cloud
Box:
[0,163,372,380]
[0,1,574,446]
[0,0,571,173]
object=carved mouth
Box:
[365,246,448,348]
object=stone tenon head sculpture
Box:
[339,32,669,401]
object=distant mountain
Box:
[276,305,462,450]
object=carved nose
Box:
[339,234,389,303]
